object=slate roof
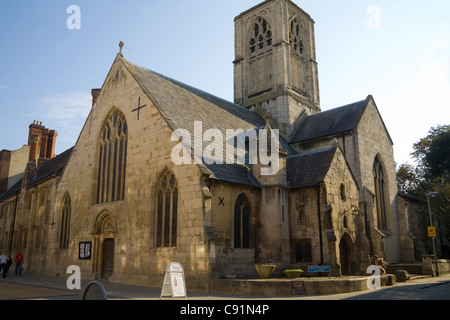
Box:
[290,98,369,144]
[28,147,73,186]
[287,148,337,189]
[120,56,296,186]
[0,148,73,200]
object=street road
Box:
[298,275,450,300]
[0,273,449,300]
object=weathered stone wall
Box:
[288,148,366,275]
[209,181,260,277]
[291,100,414,263]
[354,101,405,262]
[234,0,320,137]
[40,57,211,290]
[288,186,322,264]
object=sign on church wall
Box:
[78,241,92,260]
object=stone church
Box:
[0,0,421,291]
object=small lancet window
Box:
[234,194,251,248]
[374,157,388,230]
[340,183,346,201]
[59,194,71,249]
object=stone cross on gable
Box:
[132,97,147,120]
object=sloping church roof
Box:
[28,147,73,186]
[290,95,393,145]
[287,147,337,189]
[290,98,369,144]
[0,147,73,200]
[119,56,296,187]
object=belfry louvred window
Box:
[96,109,128,204]
[249,17,272,57]
[289,18,304,56]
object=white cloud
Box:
[37,91,91,122]
[0,85,8,89]
[31,91,92,153]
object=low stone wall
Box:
[210,275,395,297]
[437,260,450,275]
[422,255,450,276]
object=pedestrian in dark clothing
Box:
[0,251,9,278]
[3,255,12,278]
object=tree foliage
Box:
[411,124,450,180]
[397,124,450,242]
[426,130,450,178]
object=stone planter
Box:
[283,270,303,279]
[255,264,276,279]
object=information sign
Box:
[160,262,187,299]
[428,226,436,238]
[308,265,331,273]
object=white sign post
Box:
[160,262,187,299]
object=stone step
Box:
[386,264,423,275]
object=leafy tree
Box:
[396,124,450,245]
[425,130,450,178]
[411,124,450,179]
[426,174,450,244]
[396,162,421,193]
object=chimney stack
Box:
[28,121,58,167]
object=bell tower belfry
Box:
[233,0,320,137]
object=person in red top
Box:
[15,251,24,276]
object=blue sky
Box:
[0,0,449,166]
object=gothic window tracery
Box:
[249,17,272,57]
[289,18,304,56]
[96,109,128,204]
[156,171,178,248]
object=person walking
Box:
[0,251,9,278]
[4,254,12,278]
[15,251,24,276]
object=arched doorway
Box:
[93,211,118,280]
[339,233,353,275]
[102,238,115,279]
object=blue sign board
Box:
[308,265,331,273]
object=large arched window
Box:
[156,171,178,248]
[234,194,251,249]
[59,193,71,249]
[289,18,304,56]
[96,109,128,204]
[249,17,272,57]
[373,157,387,230]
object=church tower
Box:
[233,0,320,138]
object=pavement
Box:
[0,273,239,300]
[0,272,449,301]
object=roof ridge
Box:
[289,97,370,144]
[287,146,337,159]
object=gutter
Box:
[316,184,324,265]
